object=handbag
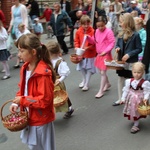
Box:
[7,34,14,51]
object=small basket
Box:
[137,102,150,116]
[0,100,28,132]
[104,52,125,70]
[54,90,68,107]
[70,54,83,64]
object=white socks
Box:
[117,77,125,102]
[134,120,139,127]
[2,61,10,76]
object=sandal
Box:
[130,126,140,134]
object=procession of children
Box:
[1,0,150,149]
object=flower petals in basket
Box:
[137,102,150,116]
[104,59,126,70]
[54,90,68,107]
[0,100,28,132]
[70,54,83,64]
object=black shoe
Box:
[63,108,74,119]
[13,65,20,68]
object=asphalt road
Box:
[0,34,150,150]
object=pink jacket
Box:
[87,28,115,55]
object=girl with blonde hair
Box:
[134,17,146,61]
[120,62,150,133]
[113,13,142,106]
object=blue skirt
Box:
[76,57,96,74]
[0,49,10,61]
[20,122,55,150]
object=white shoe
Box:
[1,69,5,73]
[79,82,84,88]
[82,86,89,91]
[115,100,121,104]
[112,100,121,106]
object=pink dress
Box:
[121,78,150,121]
[87,28,115,70]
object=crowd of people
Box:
[1,0,150,148]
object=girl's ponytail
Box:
[40,44,56,83]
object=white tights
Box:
[117,77,125,101]
[80,69,92,87]
[133,120,139,127]
[1,61,10,76]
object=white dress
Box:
[121,78,150,121]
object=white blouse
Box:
[51,57,70,82]
[121,78,150,101]
[0,27,8,50]
[24,70,31,96]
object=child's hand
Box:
[99,52,106,56]
[115,48,120,53]
[122,54,129,62]
[55,79,60,86]
[143,99,148,105]
[13,96,21,105]
[9,104,19,113]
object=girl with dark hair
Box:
[87,15,115,98]
[9,33,56,150]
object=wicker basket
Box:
[105,60,125,70]
[54,90,68,107]
[104,52,125,70]
[0,100,28,132]
[137,102,150,116]
[70,54,83,64]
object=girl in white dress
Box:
[120,62,150,134]
[46,41,74,119]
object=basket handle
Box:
[113,52,118,61]
[0,100,14,121]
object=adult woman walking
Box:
[8,0,28,68]
[8,0,28,39]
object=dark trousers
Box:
[67,98,72,107]
[56,35,68,53]
[70,28,74,46]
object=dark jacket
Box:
[69,9,80,25]
[60,0,71,14]
[49,10,73,36]
[27,0,40,17]
[142,19,150,73]
[116,32,142,63]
